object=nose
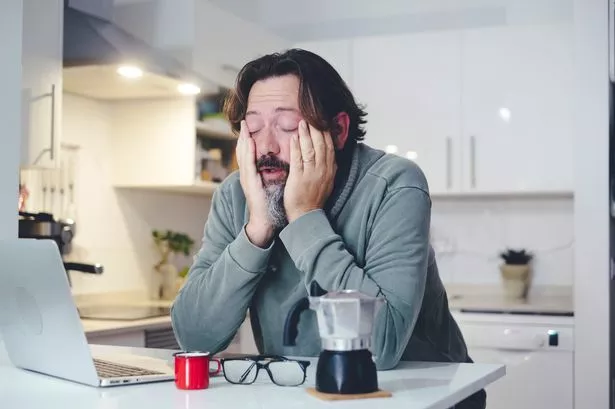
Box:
[255,126,280,157]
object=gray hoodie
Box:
[170,142,472,372]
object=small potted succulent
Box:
[152,229,195,300]
[499,248,534,300]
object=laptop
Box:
[0,239,175,387]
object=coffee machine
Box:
[283,282,385,394]
[18,211,103,284]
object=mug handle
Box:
[209,358,222,375]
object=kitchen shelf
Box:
[114,180,221,197]
[196,118,236,140]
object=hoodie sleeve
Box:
[278,186,431,370]
[171,186,273,354]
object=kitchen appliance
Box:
[0,239,174,387]
[453,311,574,409]
[283,282,385,394]
[62,0,212,101]
[18,210,103,283]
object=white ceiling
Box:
[111,0,573,43]
[207,0,573,42]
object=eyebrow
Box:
[246,107,299,116]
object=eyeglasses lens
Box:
[267,361,305,386]
[224,360,258,384]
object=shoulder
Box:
[360,145,430,196]
[212,171,244,207]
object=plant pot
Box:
[158,262,179,300]
[500,264,531,300]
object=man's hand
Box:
[284,120,337,223]
[236,120,274,248]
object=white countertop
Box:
[0,343,505,409]
[446,284,573,315]
[75,284,574,338]
[81,315,172,335]
[74,291,174,336]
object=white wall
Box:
[61,93,211,295]
[573,0,610,406]
[0,0,22,238]
[432,197,574,288]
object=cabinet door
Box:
[21,0,63,169]
[460,23,574,193]
[110,98,197,187]
[352,31,462,195]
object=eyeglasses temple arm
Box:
[238,361,257,383]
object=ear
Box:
[332,112,350,150]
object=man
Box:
[171,49,485,408]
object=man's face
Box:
[245,74,302,187]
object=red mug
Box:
[174,351,222,390]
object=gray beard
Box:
[264,183,288,229]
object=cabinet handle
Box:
[610,0,615,81]
[49,84,56,161]
[31,84,56,166]
[446,137,452,189]
[470,135,476,188]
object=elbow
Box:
[371,305,413,371]
[374,351,402,371]
[170,302,189,350]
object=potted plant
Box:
[499,248,534,300]
[152,229,195,300]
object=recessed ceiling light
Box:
[499,107,511,122]
[385,145,398,154]
[406,150,418,160]
[177,83,201,95]
[117,65,143,79]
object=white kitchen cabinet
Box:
[110,98,197,188]
[352,31,462,195]
[351,22,574,196]
[109,96,236,195]
[460,23,574,193]
[20,0,63,169]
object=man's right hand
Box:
[236,120,274,248]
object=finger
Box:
[236,123,244,168]
[237,120,249,169]
[290,133,303,173]
[245,134,258,176]
[323,130,335,168]
[309,124,326,167]
[299,120,315,167]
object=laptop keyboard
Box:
[93,358,165,378]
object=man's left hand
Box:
[284,120,337,223]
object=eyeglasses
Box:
[220,355,310,387]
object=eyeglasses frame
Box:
[220,354,311,386]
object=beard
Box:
[257,154,290,229]
[264,183,287,229]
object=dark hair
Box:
[223,48,367,144]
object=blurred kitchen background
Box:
[4,0,603,408]
[17,0,575,296]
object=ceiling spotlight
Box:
[177,83,201,95]
[117,65,143,79]
[385,145,399,154]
